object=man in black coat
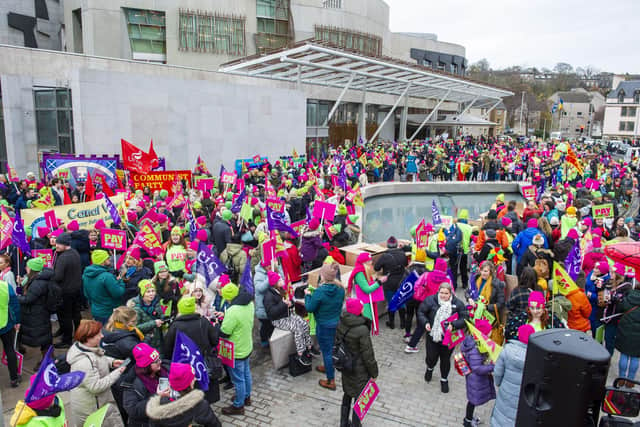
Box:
[52,232,83,348]
[374,236,409,329]
[212,211,233,255]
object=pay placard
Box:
[100,229,127,251]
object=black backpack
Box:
[332,326,355,373]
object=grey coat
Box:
[490,340,527,427]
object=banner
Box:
[25,347,85,404]
[0,207,13,250]
[592,203,614,219]
[431,200,442,225]
[521,185,537,201]
[101,229,127,251]
[132,223,163,257]
[130,170,192,194]
[41,153,120,188]
[32,249,54,268]
[465,320,502,363]
[552,261,579,296]
[218,338,235,368]
[195,242,226,286]
[21,194,125,232]
[353,379,380,421]
[388,271,420,312]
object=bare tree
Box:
[553,62,574,74]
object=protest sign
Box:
[218,338,235,368]
[415,220,428,249]
[2,348,23,375]
[195,178,215,192]
[313,200,336,222]
[353,379,380,421]
[43,210,58,231]
[221,171,237,186]
[521,185,537,201]
[592,203,614,219]
[32,249,54,268]
[262,238,277,266]
[132,223,163,256]
[130,170,192,193]
[266,198,285,213]
[101,229,127,251]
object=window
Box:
[629,107,637,117]
[123,8,166,62]
[34,88,74,154]
[256,0,290,53]
[323,0,342,8]
[620,121,626,131]
[577,111,582,116]
[627,122,635,132]
[635,91,640,104]
[622,106,628,116]
[307,100,333,126]
[618,90,625,103]
[314,25,382,57]
[178,10,245,55]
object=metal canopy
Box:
[219,43,513,104]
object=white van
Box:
[624,146,640,163]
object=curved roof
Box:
[219,42,513,104]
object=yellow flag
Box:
[292,148,299,158]
[465,320,502,363]
[359,153,367,167]
[552,261,579,296]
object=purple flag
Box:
[172,331,209,391]
[536,179,545,203]
[196,242,226,286]
[104,195,121,226]
[219,164,226,180]
[231,188,246,214]
[184,204,197,241]
[240,257,254,295]
[431,200,442,226]
[266,206,299,237]
[564,239,582,281]
[338,164,348,191]
[12,210,30,255]
[306,206,312,222]
[25,346,85,403]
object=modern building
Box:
[602,80,640,141]
[549,88,605,139]
[0,0,512,175]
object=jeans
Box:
[316,324,337,380]
[228,358,252,408]
[604,322,617,356]
[0,329,18,381]
[619,353,639,381]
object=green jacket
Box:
[220,291,255,359]
[131,296,164,350]
[82,264,125,320]
[337,313,378,397]
[457,221,473,254]
[11,399,66,427]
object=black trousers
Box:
[448,255,460,288]
[340,393,362,427]
[58,291,82,343]
[404,300,419,335]
[0,328,18,380]
[425,334,453,379]
[259,318,274,345]
[458,252,469,288]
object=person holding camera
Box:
[130,280,165,352]
[585,261,611,337]
[83,249,126,325]
[417,281,467,393]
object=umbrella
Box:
[604,242,640,276]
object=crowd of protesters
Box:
[0,135,639,427]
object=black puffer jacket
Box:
[53,248,83,294]
[163,313,219,360]
[102,328,141,360]
[18,268,54,347]
[417,294,467,330]
[337,313,378,398]
[146,389,221,427]
[264,287,289,321]
[70,230,91,270]
[122,361,170,427]
[374,248,408,292]
[615,289,640,357]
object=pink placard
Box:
[262,238,277,266]
[218,338,235,368]
[101,229,128,251]
[32,249,54,268]
[353,379,379,421]
[313,200,336,222]
[43,210,57,231]
[1,350,23,375]
[521,185,537,201]
[221,172,237,185]
[291,220,306,235]
[196,178,215,192]
[266,198,285,213]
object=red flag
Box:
[115,172,124,190]
[121,139,153,174]
[84,172,95,201]
[149,140,159,169]
[63,186,72,205]
[95,174,114,197]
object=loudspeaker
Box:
[515,329,611,427]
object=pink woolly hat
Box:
[475,319,492,336]
[434,258,448,272]
[527,218,538,228]
[308,217,320,231]
[518,324,536,344]
[133,343,160,368]
[267,271,281,287]
[169,363,195,391]
[25,375,55,410]
[196,229,208,242]
[592,235,602,249]
[66,219,79,231]
[567,229,579,240]
[345,298,364,316]
[356,252,372,265]
[596,260,609,274]
[94,219,106,230]
[528,291,545,308]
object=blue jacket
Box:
[0,282,20,335]
[305,282,345,327]
[490,340,527,427]
[585,272,610,323]
[253,264,283,320]
[511,227,548,262]
[82,264,126,321]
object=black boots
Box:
[424,368,433,382]
[441,379,449,393]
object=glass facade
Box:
[314,25,382,57]
[34,88,74,154]
[123,8,166,62]
[179,10,246,56]
[256,0,291,53]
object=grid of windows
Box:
[123,8,166,62]
[314,25,382,57]
[619,121,635,132]
[256,0,291,53]
[621,106,637,117]
[34,88,74,154]
[179,10,246,56]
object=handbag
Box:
[489,304,505,345]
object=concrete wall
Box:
[0,45,306,176]
[0,0,63,50]
[362,181,523,199]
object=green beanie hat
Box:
[171,226,182,236]
[177,296,196,315]
[225,192,233,201]
[159,189,169,199]
[337,204,347,215]
[410,225,417,238]
[458,209,469,220]
[138,279,154,297]
[0,200,8,206]
[225,201,232,210]
[154,261,168,274]
[221,210,232,221]
[91,249,110,265]
[221,283,239,302]
[135,190,143,197]
[193,201,202,210]
[27,257,44,272]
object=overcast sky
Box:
[384,0,639,74]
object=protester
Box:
[614,283,640,385]
[0,269,20,387]
[130,280,164,351]
[348,253,383,335]
[52,232,82,348]
[0,254,17,291]
[83,249,126,325]
[11,376,67,427]
[374,236,408,329]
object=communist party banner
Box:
[130,170,192,193]
[21,194,125,231]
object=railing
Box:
[322,0,342,9]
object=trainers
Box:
[404,346,419,353]
[10,376,21,388]
[424,368,433,382]
[221,405,244,416]
[441,379,449,393]
[403,336,411,344]
[297,355,311,366]
[309,347,321,357]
